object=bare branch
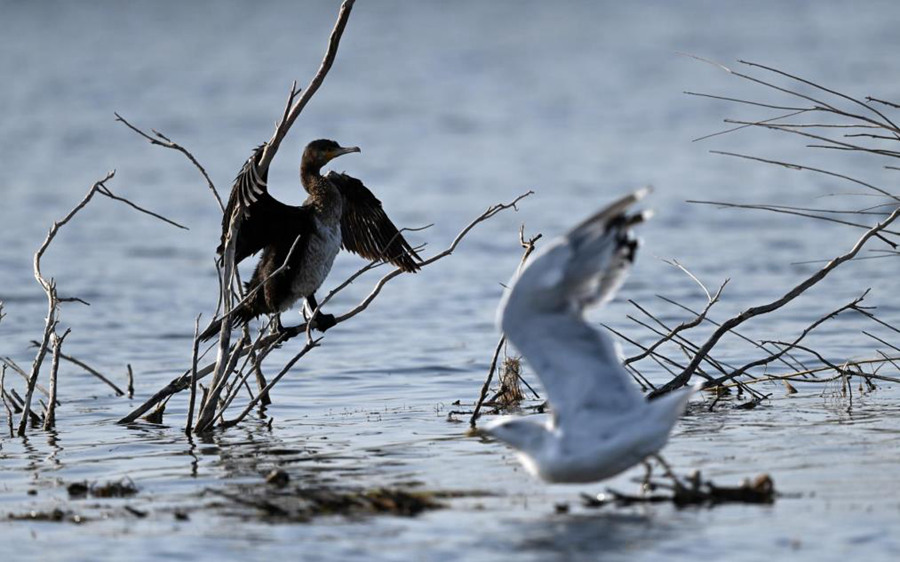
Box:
[115,112,224,213]
[257,0,356,175]
[1,365,12,437]
[42,329,70,430]
[689,199,900,240]
[219,338,321,430]
[651,205,900,397]
[705,293,868,388]
[625,279,727,365]
[737,60,900,134]
[714,151,896,200]
[185,315,202,435]
[43,346,125,396]
[96,184,188,230]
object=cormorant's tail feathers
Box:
[197,305,257,342]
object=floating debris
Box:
[497,356,524,408]
[67,477,139,499]
[8,508,87,523]
[265,469,290,488]
[206,484,466,522]
[143,403,165,424]
[582,472,777,509]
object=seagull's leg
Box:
[306,293,336,332]
[640,460,654,493]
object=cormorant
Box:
[200,139,420,341]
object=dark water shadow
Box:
[505,510,684,562]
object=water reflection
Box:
[508,511,682,562]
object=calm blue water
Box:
[1,1,899,561]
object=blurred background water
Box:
[1,1,899,560]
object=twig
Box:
[96,184,188,230]
[195,333,247,433]
[43,329,70,430]
[650,205,900,398]
[625,279,727,366]
[737,356,900,386]
[18,170,184,434]
[705,293,868,389]
[115,113,223,213]
[1,357,53,400]
[863,331,900,354]
[689,199,900,239]
[256,0,356,176]
[1,365,12,437]
[469,224,542,427]
[855,306,900,337]
[219,338,321,430]
[331,192,535,326]
[126,364,134,399]
[469,337,506,428]
[48,348,125,396]
[185,315,202,435]
[656,295,808,373]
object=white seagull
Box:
[482,189,696,483]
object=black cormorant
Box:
[200,139,420,341]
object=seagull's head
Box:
[302,139,361,172]
[478,417,549,456]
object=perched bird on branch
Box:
[479,189,696,483]
[200,139,420,341]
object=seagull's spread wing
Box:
[326,171,421,272]
[217,144,308,264]
[498,189,651,427]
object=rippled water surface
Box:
[2,1,900,561]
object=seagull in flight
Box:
[481,189,696,483]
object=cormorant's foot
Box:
[312,313,337,332]
[271,315,286,335]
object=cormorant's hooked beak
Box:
[331,146,361,160]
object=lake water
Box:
[1,1,899,560]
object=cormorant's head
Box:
[302,139,360,172]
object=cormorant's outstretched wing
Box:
[326,171,421,273]
[218,144,306,264]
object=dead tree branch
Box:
[257,0,356,176]
[115,113,223,213]
[704,293,869,389]
[42,329,70,430]
[649,205,900,398]
[15,171,183,435]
